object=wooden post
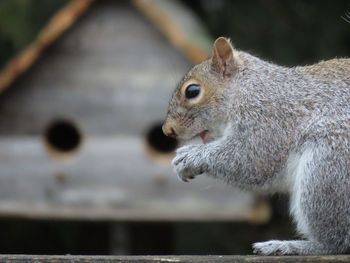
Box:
[110,223,130,255]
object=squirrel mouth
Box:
[198,130,211,144]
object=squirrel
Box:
[162,37,350,255]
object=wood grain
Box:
[0,1,265,222]
[0,255,349,263]
[0,136,269,222]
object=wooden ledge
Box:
[0,255,350,263]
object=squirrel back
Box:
[298,58,350,81]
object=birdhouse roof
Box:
[0,0,212,93]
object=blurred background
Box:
[0,0,348,256]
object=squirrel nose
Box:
[162,123,178,139]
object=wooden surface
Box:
[0,0,211,92]
[0,1,191,136]
[0,136,270,222]
[0,255,350,263]
[0,1,265,222]
[133,0,212,63]
[0,0,94,92]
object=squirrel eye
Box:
[185,84,201,99]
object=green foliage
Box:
[187,0,350,66]
[0,0,349,68]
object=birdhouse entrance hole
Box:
[146,123,178,155]
[44,119,82,156]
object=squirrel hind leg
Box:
[285,140,350,255]
[252,240,337,255]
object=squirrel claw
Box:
[177,174,196,183]
[172,144,205,182]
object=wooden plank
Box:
[0,0,94,92]
[0,255,349,263]
[0,1,191,136]
[0,2,267,222]
[0,136,270,222]
[132,0,212,63]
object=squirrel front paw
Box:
[172,144,208,182]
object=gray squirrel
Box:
[162,37,350,255]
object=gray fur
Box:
[166,38,350,255]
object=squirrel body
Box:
[163,37,350,255]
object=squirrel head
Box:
[163,37,242,142]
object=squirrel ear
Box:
[211,37,238,77]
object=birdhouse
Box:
[0,0,269,222]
